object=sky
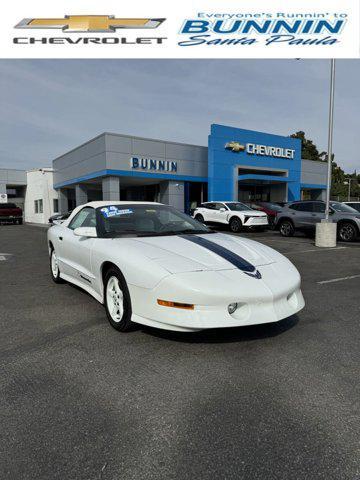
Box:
[0,59,359,173]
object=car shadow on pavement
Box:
[140,315,299,344]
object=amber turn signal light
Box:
[157,299,194,310]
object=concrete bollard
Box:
[315,220,337,248]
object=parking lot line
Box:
[287,246,348,254]
[317,274,360,285]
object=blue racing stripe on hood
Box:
[180,235,261,278]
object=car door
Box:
[311,202,326,225]
[212,202,229,224]
[202,203,216,222]
[293,202,314,228]
[60,207,97,287]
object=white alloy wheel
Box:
[51,250,59,278]
[106,276,124,323]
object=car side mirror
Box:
[329,208,335,215]
[219,208,226,212]
[74,226,97,238]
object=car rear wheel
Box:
[104,268,133,332]
[50,249,64,283]
[338,222,357,242]
[195,213,205,223]
[229,216,242,233]
[279,220,295,237]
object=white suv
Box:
[192,201,268,233]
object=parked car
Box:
[192,201,268,233]
[343,201,360,213]
[49,210,72,225]
[275,200,360,242]
[246,201,283,227]
[47,201,304,332]
[0,202,23,224]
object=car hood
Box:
[127,233,278,274]
[236,210,267,217]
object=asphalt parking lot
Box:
[1,224,360,480]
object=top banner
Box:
[1,0,359,58]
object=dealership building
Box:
[53,124,327,213]
[1,124,328,222]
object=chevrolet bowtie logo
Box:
[225,141,246,152]
[15,16,165,33]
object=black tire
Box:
[195,213,205,223]
[50,248,64,284]
[279,219,295,237]
[229,216,242,233]
[337,222,357,242]
[104,267,133,332]
[18,218,23,225]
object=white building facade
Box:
[24,169,59,224]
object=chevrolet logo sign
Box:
[15,16,165,33]
[225,141,246,152]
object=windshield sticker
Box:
[101,207,133,218]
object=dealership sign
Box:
[131,157,178,172]
[225,141,295,159]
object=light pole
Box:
[324,59,336,221]
[344,178,357,202]
[315,59,337,247]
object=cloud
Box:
[0,59,359,173]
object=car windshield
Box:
[330,202,358,213]
[96,204,213,238]
[259,202,283,212]
[225,202,252,211]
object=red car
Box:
[246,201,283,227]
[0,202,23,224]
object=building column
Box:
[58,189,68,213]
[102,176,120,201]
[75,184,88,206]
[159,181,185,211]
[0,183,6,195]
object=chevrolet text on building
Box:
[225,141,295,159]
[178,15,347,47]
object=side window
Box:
[68,207,96,230]
[214,203,225,210]
[289,204,299,211]
[313,203,325,213]
[205,203,215,210]
[292,202,312,212]
[298,203,314,212]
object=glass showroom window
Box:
[34,200,38,213]
[53,199,59,213]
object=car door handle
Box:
[311,214,317,217]
[58,236,63,241]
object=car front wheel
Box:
[279,220,295,237]
[50,248,64,283]
[104,267,133,332]
[338,222,357,242]
[195,213,205,223]
[229,216,242,233]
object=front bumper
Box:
[243,216,268,227]
[129,261,304,332]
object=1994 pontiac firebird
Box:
[47,201,305,332]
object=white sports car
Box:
[47,201,304,332]
[193,201,268,233]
